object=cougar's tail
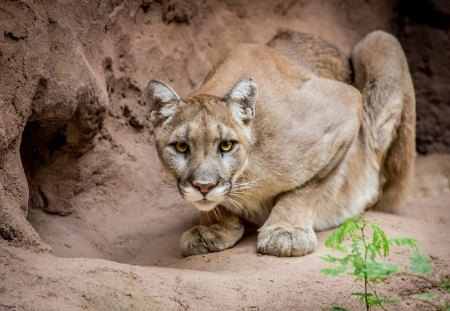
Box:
[351,31,416,212]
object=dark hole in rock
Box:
[20,120,76,216]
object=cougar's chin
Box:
[193,199,219,211]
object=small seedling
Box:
[320,217,449,311]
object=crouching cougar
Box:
[143,30,415,257]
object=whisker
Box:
[224,197,238,209]
[159,184,179,192]
[229,194,244,204]
[166,194,183,207]
[236,177,261,184]
[235,185,256,190]
[212,208,220,222]
[207,211,213,224]
[229,190,253,195]
[231,187,255,193]
[232,186,256,191]
[229,193,248,201]
[231,192,257,199]
[161,180,178,187]
[234,180,261,187]
[232,185,254,190]
[202,211,212,225]
[225,196,244,212]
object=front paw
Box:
[180,225,231,257]
[257,225,317,257]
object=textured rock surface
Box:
[395,0,450,154]
[1,0,107,248]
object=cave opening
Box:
[21,120,63,212]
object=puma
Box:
[143,30,415,257]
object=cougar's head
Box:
[144,78,257,211]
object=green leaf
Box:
[320,254,341,263]
[329,307,350,311]
[325,217,364,250]
[351,292,373,297]
[409,251,433,274]
[371,224,390,257]
[351,292,372,304]
[345,262,357,275]
[412,292,438,300]
[363,261,399,277]
[320,266,347,276]
[388,237,419,249]
[324,228,346,249]
[320,254,352,265]
[351,257,366,278]
[439,276,450,292]
[350,240,363,261]
[366,244,377,261]
[367,296,400,306]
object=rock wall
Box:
[395,0,450,154]
[0,0,448,248]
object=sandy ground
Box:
[1,155,449,310]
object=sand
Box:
[0,156,448,310]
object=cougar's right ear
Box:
[144,80,181,125]
[223,77,258,121]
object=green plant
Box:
[320,216,449,311]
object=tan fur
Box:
[144,30,416,257]
[351,31,416,212]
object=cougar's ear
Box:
[223,77,258,121]
[144,80,181,124]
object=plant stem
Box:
[364,273,369,311]
[361,220,370,311]
[368,282,388,311]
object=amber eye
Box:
[219,141,234,152]
[174,142,189,153]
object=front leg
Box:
[258,188,317,257]
[180,206,244,257]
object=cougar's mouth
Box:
[193,198,218,211]
[197,198,214,204]
[177,179,233,211]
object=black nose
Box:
[192,181,218,194]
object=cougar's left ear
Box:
[144,80,181,125]
[223,77,258,121]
